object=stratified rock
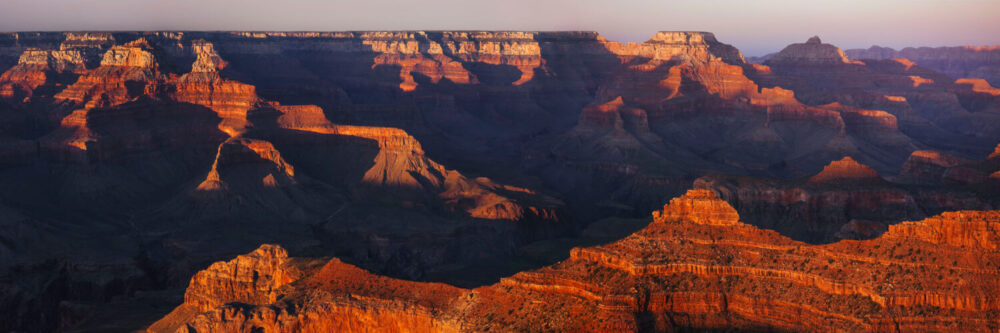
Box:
[151,190,1000,332]
[1,31,1000,332]
[650,189,739,225]
[149,245,306,332]
[53,38,162,109]
[0,48,85,100]
[808,156,881,183]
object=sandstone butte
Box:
[149,189,1000,332]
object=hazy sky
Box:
[1,0,998,56]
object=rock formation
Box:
[808,156,881,183]
[761,37,1000,165]
[151,190,1000,332]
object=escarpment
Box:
[151,190,1000,332]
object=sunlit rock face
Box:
[808,156,881,184]
[152,190,1000,332]
[0,31,999,332]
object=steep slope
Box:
[151,190,1000,332]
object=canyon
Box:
[0,31,996,331]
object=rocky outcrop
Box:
[0,48,85,100]
[53,38,162,109]
[956,78,1000,96]
[151,190,1000,332]
[650,189,739,225]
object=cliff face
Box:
[152,190,1000,332]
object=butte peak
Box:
[99,38,158,68]
[651,189,740,226]
[766,35,852,65]
[808,156,881,184]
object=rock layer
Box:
[151,190,1000,332]
[0,31,999,332]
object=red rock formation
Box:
[808,156,881,183]
[197,137,298,191]
[54,38,161,109]
[2,31,1000,332]
[0,48,85,100]
[151,190,1000,332]
[651,188,739,225]
[956,78,1000,96]
[170,40,258,136]
[260,109,565,222]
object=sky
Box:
[0,0,998,56]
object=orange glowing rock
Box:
[909,75,934,87]
[808,156,880,183]
[151,189,1000,332]
[956,78,1000,96]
